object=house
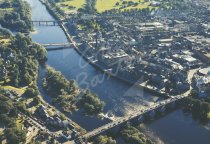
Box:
[61,129,79,140]
[0,138,7,144]
[181,55,198,67]
[38,105,49,119]
[47,116,70,129]
[26,126,38,143]
[148,74,165,89]
[150,1,160,7]
[61,131,72,140]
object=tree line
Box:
[93,124,153,144]
[181,91,210,124]
[0,89,26,144]
[43,67,105,114]
[0,29,47,87]
[0,0,32,32]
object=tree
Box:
[32,43,47,62]
[4,127,26,144]
[0,99,13,114]
[200,102,210,120]
[9,64,20,87]
[0,114,16,127]
[0,28,12,38]
[94,135,116,144]
[44,67,78,95]
[0,0,32,32]
[80,90,105,115]
[120,125,153,144]
[24,87,39,98]
[9,108,18,118]
[23,72,33,85]
[32,97,41,106]
[17,101,28,114]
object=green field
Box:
[55,0,155,14]
[95,0,152,13]
[0,86,26,95]
[56,0,86,14]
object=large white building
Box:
[196,68,210,96]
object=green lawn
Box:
[54,0,157,14]
[95,0,152,13]
[208,112,210,119]
[96,0,120,12]
[0,86,26,95]
[56,0,86,13]
[0,37,11,46]
[16,118,24,129]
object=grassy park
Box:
[56,0,86,13]
[54,0,156,14]
[95,0,152,13]
[0,85,26,95]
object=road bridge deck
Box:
[81,93,189,140]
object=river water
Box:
[26,0,210,143]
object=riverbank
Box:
[26,0,210,143]
[39,0,169,99]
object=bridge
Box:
[74,68,198,143]
[78,91,190,142]
[41,43,71,47]
[31,20,66,26]
[31,19,77,26]
[40,43,73,51]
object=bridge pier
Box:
[32,20,63,26]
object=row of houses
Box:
[38,105,73,129]
[69,0,210,96]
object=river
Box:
[26,0,210,143]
